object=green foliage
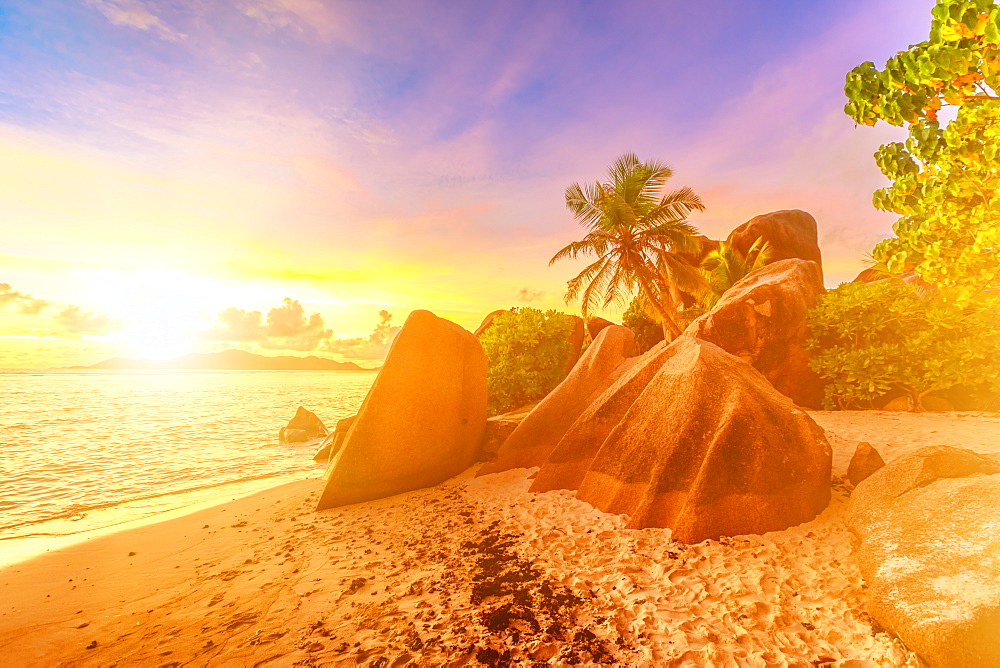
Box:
[698,237,772,309]
[806,281,1000,410]
[551,153,705,338]
[622,296,664,354]
[479,308,574,415]
[844,0,1000,304]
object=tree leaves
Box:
[806,282,1000,410]
[479,309,574,415]
[552,153,704,337]
[845,0,1000,306]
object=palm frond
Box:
[549,230,612,265]
[564,181,608,229]
[660,252,711,298]
[601,261,632,310]
[557,153,706,320]
[646,186,705,224]
[745,236,773,270]
[641,219,700,252]
[573,257,614,318]
[564,256,610,304]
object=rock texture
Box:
[533,337,831,542]
[529,341,673,494]
[727,210,822,277]
[280,406,327,443]
[479,403,536,463]
[847,446,1000,667]
[478,325,636,476]
[586,317,614,341]
[684,258,826,409]
[313,415,357,463]
[316,310,487,510]
[847,441,885,487]
[281,428,309,444]
[565,315,586,372]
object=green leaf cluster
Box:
[844,0,1000,304]
[697,237,772,309]
[806,282,1000,410]
[622,296,664,354]
[479,308,574,415]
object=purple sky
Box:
[0,0,937,366]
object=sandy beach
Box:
[2,410,998,666]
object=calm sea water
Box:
[0,370,376,541]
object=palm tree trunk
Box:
[639,260,683,340]
[636,274,682,340]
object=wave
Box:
[0,467,307,537]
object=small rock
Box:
[847,441,885,487]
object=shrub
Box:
[479,308,574,415]
[622,297,664,354]
[806,281,1000,410]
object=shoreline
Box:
[0,473,319,569]
[2,410,998,665]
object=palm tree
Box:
[699,236,772,309]
[550,153,705,339]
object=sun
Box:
[83,269,232,360]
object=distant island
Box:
[72,349,373,371]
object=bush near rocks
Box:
[806,281,1000,411]
[622,297,664,354]
[479,308,575,415]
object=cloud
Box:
[515,287,544,303]
[263,297,332,350]
[86,0,185,41]
[0,283,121,337]
[239,0,348,42]
[54,305,123,336]
[205,297,332,351]
[0,283,51,314]
[321,310,402,360]
[215,306,265,342]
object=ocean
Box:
[0,369,376,562]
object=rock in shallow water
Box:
[279,406,327,443]
[847,445,1000,667]
[313,415,356,463]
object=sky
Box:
[0,0,937,368]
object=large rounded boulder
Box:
[727,209,822,278]
[847,446,1000,667]
[478,325,635,476]
[316,310,487,510]
[533,337,832,542]
[586,316,614,341]
[684,258,825,409]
